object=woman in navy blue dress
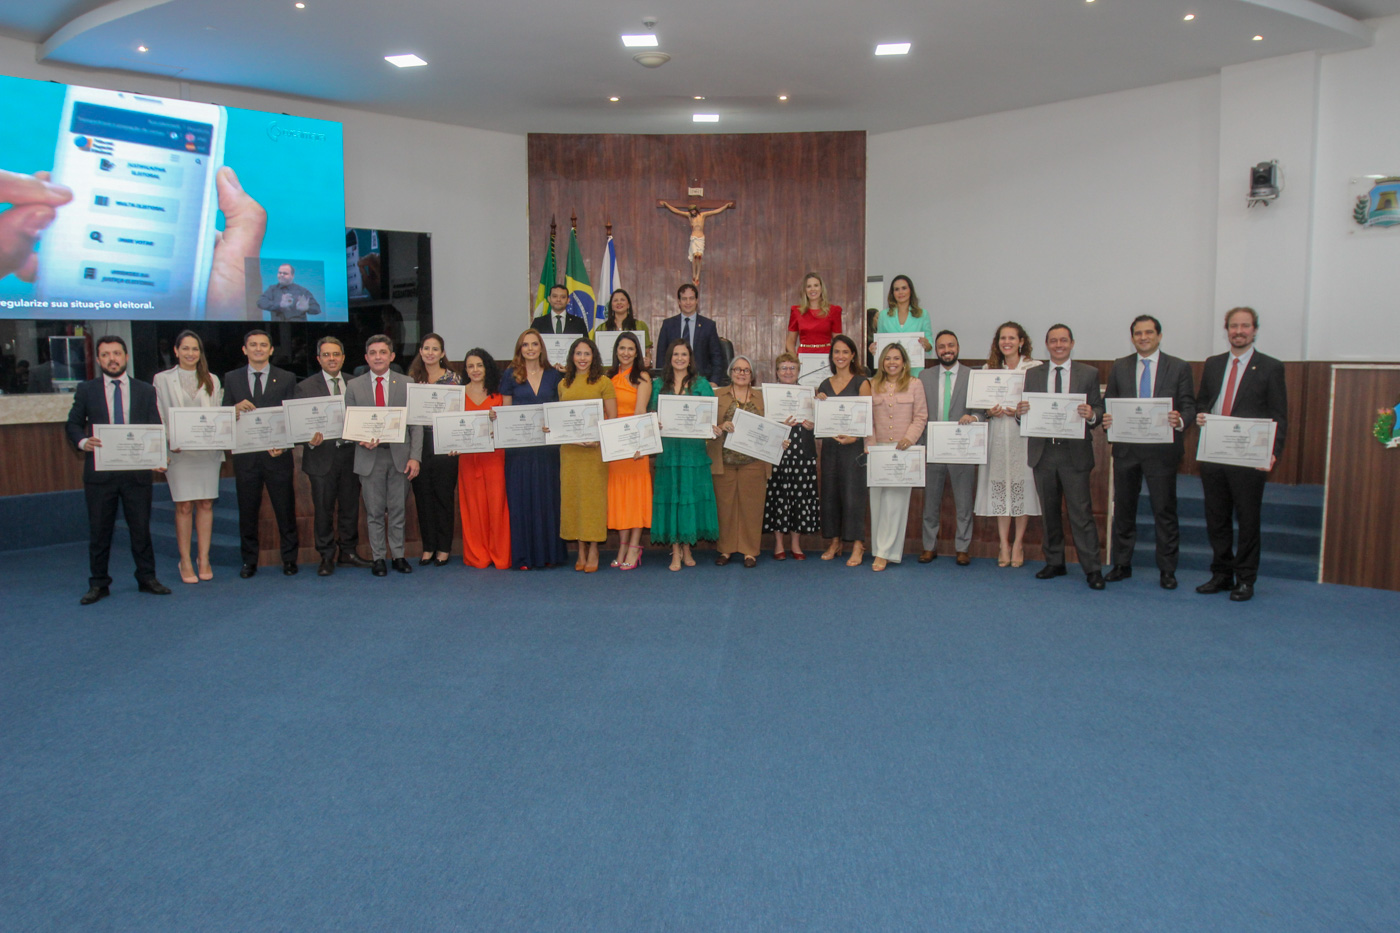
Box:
[498,329,568,569]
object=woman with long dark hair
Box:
[153,329,224,583]
[606,332,652,570]
[455,348,510,569]
[595,288,652,367]
[973,321,1042,567]
[649,339,720,572]
[408,332,461,565]
[817,334,872,566]
[555,337,617,572]
[870,274,934,376]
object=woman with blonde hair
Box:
[785,272,843,358]
[866,343,928,571]
[498,328,567,569]
[973,321,1042,567]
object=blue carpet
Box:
[2,543,1397,931]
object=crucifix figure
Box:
[659,198,734,285]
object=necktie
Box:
[1054,366,1063,394]
[111,380,124,425]
[375,376,386,407]
[682,317,692,346]
[942,369,953,421]
[331,376,341,396]
[1221,358,1240,417]
[1139,359,1152,398]
[555,314,563,334]
[252,370,264,405]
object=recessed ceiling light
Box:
[778,94,788,101]
[693,95,705,100]
[1085,0,1095,4]
[693,113,719,123]
[1183,13,1195,21]
[295,2,305,8]
[137,45,148,52]
[622,34,658,47]
[385,53,427,67]
[875,42,911,56]
[609,96,620,102]
[1253,34,1263,40]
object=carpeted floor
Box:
[3,542,1397,931]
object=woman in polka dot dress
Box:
[762,352,820,559]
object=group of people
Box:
[66,272,1286,605]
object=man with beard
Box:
[917,330,979,565]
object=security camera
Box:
[1247,160,1281,208]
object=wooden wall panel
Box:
[1321,366,1400,590]
[0,424,85,496]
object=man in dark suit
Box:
[1019,323,1106,589]
[1194,306,1288,602]
[654,282,727,385]
[529,284,589,336]
[296,336,369,576]
[917,330,979,565]
[1101,314,1196,589]
[65,335,171,604]
[223,329,299,578]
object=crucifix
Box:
[658,182,735,285]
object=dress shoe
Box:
[1160,572,1178,590]
[392,558,413,574]
[743,556,758,568]
[1195,573,1233,594]
[1086,571,1106,590]
[79,586,109,605]
[1229,582,1255,602]
[318,557,335,576]
[139,579,172,595]
[283,562,299,576]
[434,557,450,566]
[918,550,936,563]
[956,551,971,566]
[1104,565,1132,582]
[1035,564,1068,580]
[239,563,258,579]
[714,554,732,566]
[338,552,372,569]
[372,559,388,576]
[419,556,433,566]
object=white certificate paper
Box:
[282,397,345,443]
[166,406,235,450]
[814,396,872,438]
[874,333,926,368]
[1019,393,1087,440]
[926,422,988,464]
[1106,397,1174,444]
[233,408,291,453]
[492,406,547,448]
[341,406,408,444]
[538,334,576,366]
[599,412,663,462]
[761,383,815,423]
[543,398,604,445]
[723,407,791,466]
[867,445,926,487]
[593,329,647,365]
[433,411,494,454]
[93,424,167,471]
[797,353,829,389]
[657,395,718,439]
[966,370,1026,409]
[1196,415,1277,469]
[406,383,467,426]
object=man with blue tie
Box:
[1101,315,1196,589]
[654,283,727,385]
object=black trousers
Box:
[1110,460,1179,572]
[1033,446,1101,574]
[233,453,298,564]
[1199,463,1266,584]
[308,443,361,558]
[412,448,459,554]
[819,440,866,542]
[85,478,156,588]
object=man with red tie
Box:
[1194,307,1288,602]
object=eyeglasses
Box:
[731,368,751,375]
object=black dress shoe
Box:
[1086,571,1106,590]
[239,563,258,579]
[318,557,335,576]
[392,558,413,574]
[1104,565,1132,582]
[138,580,172,595]
[283,562,299,576]
[1195,573,1233,594]
[1229,582,1255,602]
[1160,572,1178,590]
[434,557,450,566]
[338,552,372,569]
[418,556,433,566]
[715,554,732,566]
[372,559,388,576]
[80,586,110,605]
[1035,564,1068,580]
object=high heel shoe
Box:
[1011,543,1024,568]
[821,543,842,561]
[620,544,643,570]
[998,546,1011,568]
[846,542,865,567]
[178,560,198,585]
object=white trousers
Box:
[868,486,913,562]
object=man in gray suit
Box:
[296,336,370,576]
[917,330,979,565]
[1018,323,1106,589]
[344,334,423,576]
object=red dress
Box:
[788,305,843,355]
[457,392,511,569]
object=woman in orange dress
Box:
[455,348,511,569]
[606,332,653,570]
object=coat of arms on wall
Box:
[1352,176,1400,228]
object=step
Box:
[1134,515,1320,557]
[113,519,243,567]
[1131,541,1317,582]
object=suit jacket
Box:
[655,313,727,385]
[65,374,162,485]
[223,364,298,470]
[344,369,424,474]
[295,372,352,476]
[1196,349,1287,458]
[917,362,976,432]
[1023,360,1103,471]
[1103,351,1195,467]
[529,313,589,336]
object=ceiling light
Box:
[632,51,670,67]
[1253,34,1263,40]
[385,53,427,67]
[1183,13,1195,20]
[778,94,788,101]
[295,2,305,7]
[693,113,719,123]
[875,42,911,56]
[137,45,148,52]
[1085,0,1095,4]
[609,96,620,102]
[693,95,705,100]
[622,34,658,47]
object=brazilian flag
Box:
[564,227,594,324]
[533,228,557,319]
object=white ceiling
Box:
[2,0,1398,134]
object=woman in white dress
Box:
[973,321,1042,568]
[153,330,224,584]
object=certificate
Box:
[542,398,604,445]
[965,370,1026,409]
[797,352,828,388]
[656,395,718,439]
[538,333,576,366]
[593,329,646,365]
[492,405,547,448]
[1019,393,1087,439]
[166,406,234,450]
[406,382,467,426]
[599,412,663,462]
[814,396,872,438]
[1106,397,1174,444]
[761,383,815,423]
[926,421,988,464]
[723,407,791,466]
[341,406,407,444]
[93,424,167,471]
[233,408,291,453]
[1196,415,1277,469]
[874,333,925,368]
[867,445,926,487]
[282,396,344,444]
[433,411,494,454]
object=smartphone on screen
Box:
[37,86,225,318]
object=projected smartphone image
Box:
[35,86,225,318]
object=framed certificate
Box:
[867,445,925,487]
[965,370,1026,409]
[797,352,828,388]
[341,406,408,444]
[233,408,291,453]
[433,411,494,454]
[593,329,646,365]
[599,412,663,462]
[1196,415,1277,469]
[656,395,718,439]
[93,424,167,471]
[1106,397,1174,444]
[538,334,576,366]
[282,397,344,444]
[406,382,467,426]
[492,405,547,448]
[1018,393,1087,439]
[542,398,604,445]
[926,421,988,464]
[761,383,815,423]
[814,396,872,438]
[723,407,791,466]
[166,406,235,451]
[873,333,925,368]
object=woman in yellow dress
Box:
[556,337,617,572]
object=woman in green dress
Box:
[869,274,934,376]
[649,339,720,572]
[555,337,617,573]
